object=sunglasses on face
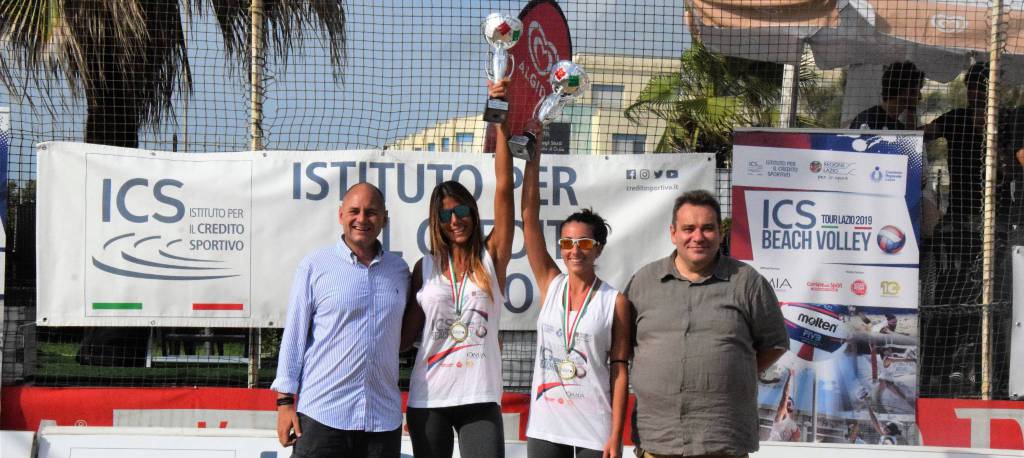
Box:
[438,205,472,223]
[557,237,599,250]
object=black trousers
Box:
[292,413,401,458]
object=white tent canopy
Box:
[687,0,1024,84]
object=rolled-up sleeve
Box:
[270,261,314,395]
[747,276,789,353]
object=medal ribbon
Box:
[561,276,598,355]
[447,253,470,318]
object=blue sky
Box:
[0,0,689,175]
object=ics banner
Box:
[36,142,714,329]
[731,129,922,445]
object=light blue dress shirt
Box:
[271,238,410,431]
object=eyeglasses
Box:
[557,237,599,250]
[438,205,472,223]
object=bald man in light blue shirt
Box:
[272,183,410,458]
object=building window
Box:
[441,138,450,152]
[612,134,646,154]
[427,143,436,152]
[455,132,474,152]
[592,84,624,109]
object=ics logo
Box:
[809,161,822,173]
[876,225,906,254]
[781,302,848,362]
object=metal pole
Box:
[778,45,803,128]
[248,328,261,388]
[248,0,265,388]
[981,0,1004,401]
[811,370,818,441]
[250,0,265,152]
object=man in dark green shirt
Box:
[626,190,789,458]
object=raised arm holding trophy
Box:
[508,60,589,161]
[481,13,522,124]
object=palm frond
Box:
[202,0,346,78]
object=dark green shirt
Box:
[625,253,788,456]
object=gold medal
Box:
[557,359,577,380]
[450,321,469,342]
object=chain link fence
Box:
[1,0,1020,400]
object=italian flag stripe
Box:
[92,302,142,310]
[193,303,244,311]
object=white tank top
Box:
[526,274,617,451]
[408,251,504,408]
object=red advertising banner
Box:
[485,0,572,152]
[918,398,1024,450]
[2,387,636,444]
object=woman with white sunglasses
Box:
[521,143,631,458]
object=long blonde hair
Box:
[428,181,493,300]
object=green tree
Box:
[625,41,819,165]
[1,0,346,147]
[799,71,845,129]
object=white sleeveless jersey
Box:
[526,274,617,451]
[408,251,504,408]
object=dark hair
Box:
[559,208,611,245]
[885,313,897,321]
[885,422,902,436]
[671,189,721,225]
[965,62,989,91]
[427,181,492,299]
[881,62,925,100]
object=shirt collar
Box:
[337,236,383,265]
[659,250,730,283]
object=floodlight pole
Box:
[248,0,266,389]
[981,0,1004,401]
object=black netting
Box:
[1,0,1020,400]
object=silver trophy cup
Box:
[508,61,589,161]
[481,13,522,123]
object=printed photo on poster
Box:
[758,303,917,445]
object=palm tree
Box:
[1,0,346,148]
[625,41,818,165]
[1,1,345,368]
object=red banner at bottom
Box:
[917,398,1024,449]
[1,386,636,444]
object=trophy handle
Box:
[504,54,515,80]
[485,49,496,82]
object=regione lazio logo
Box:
[84,154,253,315]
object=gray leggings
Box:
[406,402,504,458]
[527,437,603,458]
